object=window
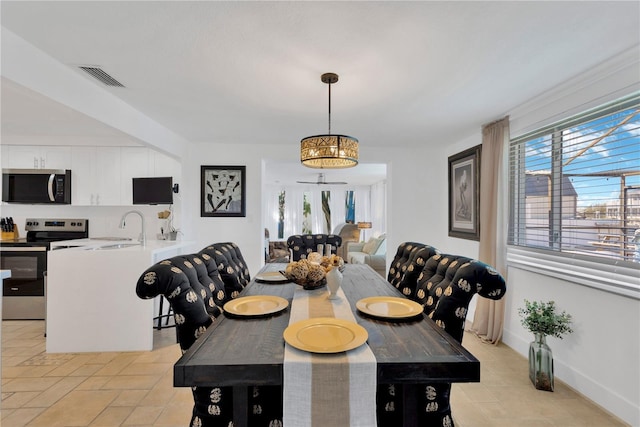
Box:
[508,94,639,297]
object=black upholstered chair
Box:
[199,242,250,301]
[286,234,342,261]
[378,242,507,427]
[387,241,439,289]
[136,253,282,427]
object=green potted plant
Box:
[518,300,573,391]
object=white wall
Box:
[504,268,639,425]
[178,141,422,273]
[442,47,640,425]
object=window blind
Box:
[508,93,640,264]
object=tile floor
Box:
[1,320,629,426]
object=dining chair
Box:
[387,241,439,289]
[136,258,233,426]
[136,256,283,427]
[379,243,506,427]
[286,233,343,261]
[199,242,251,300]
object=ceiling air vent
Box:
[78,66,125,87]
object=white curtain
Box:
[309,190,324,233]
[284,190,304,238]
[266,184,386,240]
[331,190,347,233]
[370,180,387,236]
[263,186,282,239]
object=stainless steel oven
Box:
[1,218,88,320]
[1,245,48,319]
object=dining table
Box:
[173,263,480,427]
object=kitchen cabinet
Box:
[120,147,152,205]
[5,145,71,169]
[150,150,180,179]
[1,145,9,169]
[71,146,121,205]
[4,144,180,206]
[121,148,180,205]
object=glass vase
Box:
[528,333,554,391]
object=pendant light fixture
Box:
[300,73,359,168]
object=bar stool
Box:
[153,295,175,330]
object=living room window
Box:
[507,93,639,298]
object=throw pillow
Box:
[362,237,382,255]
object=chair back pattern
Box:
[378,242,507,427]
[387,241,439,288]
[286,234,342,261]
[136,244,283,427]
[199,242,250,300]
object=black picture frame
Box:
[201,165,246,217]
[448,145,481,240]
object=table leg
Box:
[402,384,418,427]
[233,386,248,427]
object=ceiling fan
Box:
[296,173,347,185]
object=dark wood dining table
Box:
[174,263,480,426]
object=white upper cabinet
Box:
[1,145,9,169]
[6,145,71,169]
[71,146,121,206]
[120,147,152,205]
[4,144,180,206]
[150,150,180,180]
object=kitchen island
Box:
[46,239,194,353]
[0,270,8,396]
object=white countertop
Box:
[0,270,11,280]
[50,238,194,253]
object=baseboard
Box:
[502,328,638,426]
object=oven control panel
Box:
[25,218,88,232]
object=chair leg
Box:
[154,295,174,330]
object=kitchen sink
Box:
[90,237,133,241]
[88,243,140,250]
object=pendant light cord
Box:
[328,82,332,135]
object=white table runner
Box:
[283,286,377,427]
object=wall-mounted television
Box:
[132,177,173,205]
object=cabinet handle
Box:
[34,157,38,168]
[40,157,45,168]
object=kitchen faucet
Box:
[119,210,146,246]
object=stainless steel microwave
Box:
[2,169,71,204]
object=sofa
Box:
[346,234,386,276]
[378,241,506,427]
[333,222,360,260]
[287,233,342,261]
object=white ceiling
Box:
[1,1,639,185]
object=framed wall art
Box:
[448,145,481,240]
[201,165,246,217]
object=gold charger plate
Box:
[356,296,424,320]
[224,295,289,318]
[283,317,368,353]
[255,271,290,283]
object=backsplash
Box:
[0,204,176,240]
